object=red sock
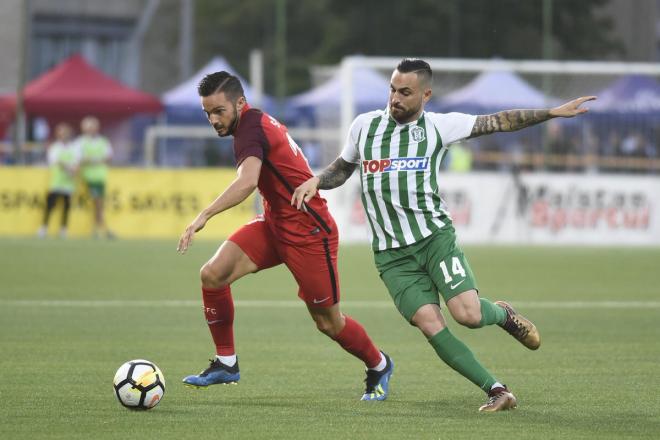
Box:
[333,315,382,368]
[202,285,235,356]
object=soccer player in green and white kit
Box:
[292,58,596,412]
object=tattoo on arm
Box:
[318,157,357,190]
[469,109,553,138]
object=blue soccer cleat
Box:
[361,352,394,401]
[183,358,240,388]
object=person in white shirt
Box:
[38,123,79,238]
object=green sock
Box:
[428,327,497,392]
[478,298,507,327]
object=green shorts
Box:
[86,182,106,198]
[374,226,478,322]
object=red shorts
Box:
[228,216,340,307]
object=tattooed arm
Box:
[468,96,597,139]
[469,109,552,138]
[291,157,357,210]
[317,157,358,189]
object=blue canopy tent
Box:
[158,57,277,167]
[435,70,555,114]
[285,66,391,126]
[435,70,559,159]
[589,74,660,114]
[162,56,274,124]
[586,75,660,158]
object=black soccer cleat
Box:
[361,352,394,401]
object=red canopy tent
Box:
[0,96,12,139]
[0,54,162,138]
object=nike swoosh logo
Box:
[450,280,465,290]
[206,319,223,325]
[312,297,330,304]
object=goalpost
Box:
[143,56,660,171]
[338,56,660,172]
[339,56,660,135]
[143,126,338,167]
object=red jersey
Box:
[232,104,336,244]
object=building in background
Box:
[0,0,189,97]
[0,0,193,164]
[1,0,659,99]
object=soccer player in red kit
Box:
[177,71,394,401]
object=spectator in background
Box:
[599,131,621,173]
[619,131,658,174]
[37,123,79,239]
[76,116,115,239]
[581,125,599,174]
[620,132,642,158]
[545,119,573,172]
[601,131,621,157]
[652,127,660,175]
[471,136,502,171]
[448,141,473,172]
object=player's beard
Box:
[215,106,240,137]
[390,102,422,124]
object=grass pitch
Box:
[1,238,659,439]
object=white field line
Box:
[1,299,660,309]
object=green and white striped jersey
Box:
[340,109,476,251]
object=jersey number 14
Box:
[439,257,466,283]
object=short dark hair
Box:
[197,71,245,100]
[396,58,432,87]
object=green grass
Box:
[1,238,659,439]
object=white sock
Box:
[490,382,505,391]
[216,354,236,367]
[368,352,387,372]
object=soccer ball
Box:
[113,359,165,410]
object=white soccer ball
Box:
[113,359,165,410]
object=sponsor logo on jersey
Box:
[362,157,430,174]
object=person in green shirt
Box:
[38,123,79,239]
[76,116,115,239]
[292,58,595,412]
[448,141,473,172]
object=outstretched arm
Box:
[468,96,597,139]
[291,157,357,210]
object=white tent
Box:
[288,66,390,111]
[437,70,554,112]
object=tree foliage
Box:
[195,0,622,95]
